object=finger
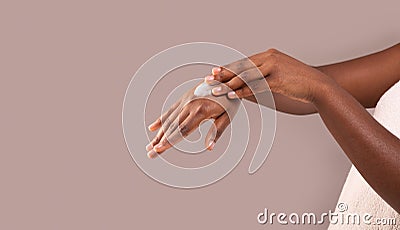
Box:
[165,108,191,139]
[224,67,266,91]
[148,100,180,131]
[204,67,222,85]
[153,112,205,154]
[149,115,173,147]
[148,105,183,148]
[148,109,190,158]
[160,105,182,133]
[148,126,165,151]
[228,78,269,99]
[217,58,254,83]
[204,74,216,85]
[212,53,264,83]
[212,63,271,97]
[211,66,222,75]
[211,83,233,96]
[204,75,224,86]
[205,113,231,150]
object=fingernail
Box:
[148,123,156,131]
[207,141,215,151]
[146,143,153,151]
[147,150,158,159]
[205,75,214,82]
[228,91,237,99]
[212,67,221,75]
[212,86,222,94]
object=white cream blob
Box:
[194,82,213,97]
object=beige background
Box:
[1,0,399,229]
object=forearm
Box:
[317,43,400,108]
[313,81,400,213]
[244,93,316,115]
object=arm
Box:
[317,43,400,108]
[209,47,400,212]
[234,43,400,114]
[314,79,400,213]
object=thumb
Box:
[205,113,231,151]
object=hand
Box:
[206,49,334,103]
[146,82,239,158]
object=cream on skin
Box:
[193,81,240,114]
[146,80,241,158]
[194,81,214,97]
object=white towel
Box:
[328,81,400,230]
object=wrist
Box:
[310,76,341,106]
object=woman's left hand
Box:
[146,84,237,158]
[206,48,335,103]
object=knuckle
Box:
[180,125,189,136]
[163,117,171,124]
[266,48,279,55]
[239,71,249,81]
[268,54,278,65]
[239,58,248,65]
[169,122,178,132]
[217,72,224,81]
[254,68,264,78]
[151,136,159,144]
[233,61,244,74]
[236,58,249,72]
[269,77,281,89]
[250,82,260,91]
[250,80,265,91]
[161,138,168,146]
[162,117,171,127]
[194,106,205,115]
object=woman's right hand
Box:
[206,48,334,104]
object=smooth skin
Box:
[147,44,400,213]
[146,85,234,158]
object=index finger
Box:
[211,53,264,83]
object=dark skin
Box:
[148,44,400,213]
